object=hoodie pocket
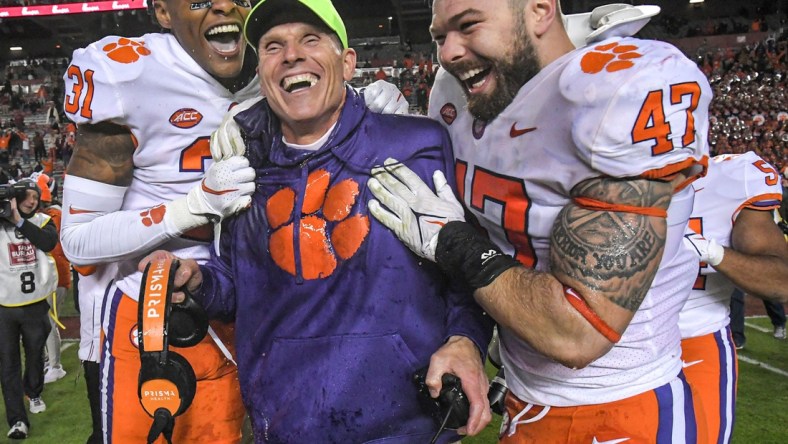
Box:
[256,332,436,443]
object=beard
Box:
[464,29,540,122]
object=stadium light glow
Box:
[689,0,705,4]
[10,46,23,51]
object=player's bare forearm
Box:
[69,122,135,186]
[717,209,788,303]
[474,266,613,368]
[475,176,674,368]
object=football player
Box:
[682,153,788,443]
[368,0,710,442]
[60,0,256,441]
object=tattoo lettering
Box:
[550,177,670,312]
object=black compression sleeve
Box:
[435,221,520,289]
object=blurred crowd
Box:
[700,32,788,176]
[1,26,787,176]
[354,50,437,115]
[0,122,74,187]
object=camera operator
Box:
[0,179,58,439]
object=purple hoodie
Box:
[196,87,493,443]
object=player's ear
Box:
[529,0,560,37]
[342,48,357,82]
[153,0,173,30]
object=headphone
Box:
[137,257,209,444]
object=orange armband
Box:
[573,196,667,218]
[563,286,622,343]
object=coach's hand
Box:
[210,96,264,161]
[426,336,492,436]
[138,250,203,303]
[368,158,464,261]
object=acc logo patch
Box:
[169,108,203,129]
[440,103,457,125]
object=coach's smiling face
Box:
[256,21,356,145]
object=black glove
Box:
[435,221,520,289]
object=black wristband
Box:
[435,221,520,289]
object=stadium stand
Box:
[0,1,786,200]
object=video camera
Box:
[0,183,30,219]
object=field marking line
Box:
[744,322,771,334]
[737,354,788,378]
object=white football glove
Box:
[362,80,409,115]
[563,4,661,48]
[210,96,264,161]
[683,232,725,267]
[367,158,465,261]
[186,156,256,223]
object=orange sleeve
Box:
[44,207,72,288]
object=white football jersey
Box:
[63,33,259,299]
[429,37,709,406]
[679,152,783,338]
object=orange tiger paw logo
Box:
[103,38,151,64]
[267,170,370,280]
[140,205,166,227]
[581,42,642,74]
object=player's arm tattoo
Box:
[550,176,672,312]
[69,122,135,186]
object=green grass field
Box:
[1,318,785,443]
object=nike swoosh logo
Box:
[426,220,446,227]
[201,180,237,196]
[694,187,705,193]
[682,359,703,368]
[592,438,630,444]
[68,205,99,215]
[510,123,537,138]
